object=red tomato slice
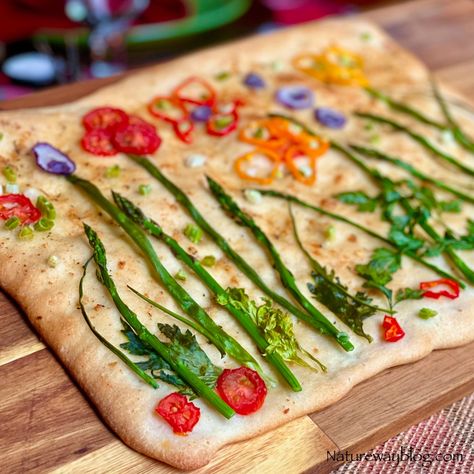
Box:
[127,115,157,131]
[113,123,162,155]
[81,130,118,156]
[156,392,200,435]
[82,107,129,132]
[216,367,267,415]
[0,194,41,224]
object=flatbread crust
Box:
[1,17,474,470]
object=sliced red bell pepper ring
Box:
[0,194,41,224]
[148,96,189,124]
[207,111,239,136]
[173,120,194,143]
[420,278,460,299]
[382,315,405,342]
[172,76,217,107]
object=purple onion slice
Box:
[190,105,213,122]
[33,142,76,175]
[243,73,266,89]
[314,107,347,129]
[276,86,314,110]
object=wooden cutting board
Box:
[1,0,474,472]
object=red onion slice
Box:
[33,142,76,175]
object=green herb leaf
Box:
[395,287,424,304]
[356,248,401,305]
[336,191,378,212]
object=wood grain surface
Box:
[1,0,474,472]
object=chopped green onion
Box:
[18,226,34,241]
[271,61,283,71]
[253,127,266,139]
[34,218,55,232]
[4,216,20,230]
[138,184,151,196]
[5,183,19,194]
[215,116,233,130]
[200,255,216,267]
[364,121,374,131]
[418,307,438,319]
[156,98,171,110]
[369,134,381,145]
[48,255,59,268]
[184,223,203,244]
[0,132,3,142]
[360,32,372,42]
[36,195,56,220]
[325,224,336,241]
[243,189,262,205]
[215,71,231,81]
[175,269,187,281]
[2,165,17,184]
[105,164,121,178]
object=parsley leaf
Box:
[336,191,379,212]
[355,248,401,305]
[121,323,222,398]
[395,287,424,304]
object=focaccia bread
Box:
[1,17,474,470]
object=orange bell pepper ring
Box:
[234,148,282,185]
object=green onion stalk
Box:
[83,224,234,419]
[112,192,302,391]
[126,154,354,352]
[348,145,474,205]
[354,112,474,177]
[365,86,474,153]
[66,174,262,374]
[79,256,158,389]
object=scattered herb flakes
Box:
[175,269,187,281]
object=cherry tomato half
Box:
[156,392,200,435]
[216,367,267,415]
[0,194,41,224]
[81,129,118,156]
[82,107,129,132]
[113,123,162,155]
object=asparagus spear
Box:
[126,154,354,352]
[83,224,235,418]
[66,174,262,373]
[349,144,474,204]
[206,175,354,347]
[112,192,302,391]
[334,143,474,284]
[79,257,158,389]
[355,112,474,177]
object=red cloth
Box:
[0,0,186,42]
